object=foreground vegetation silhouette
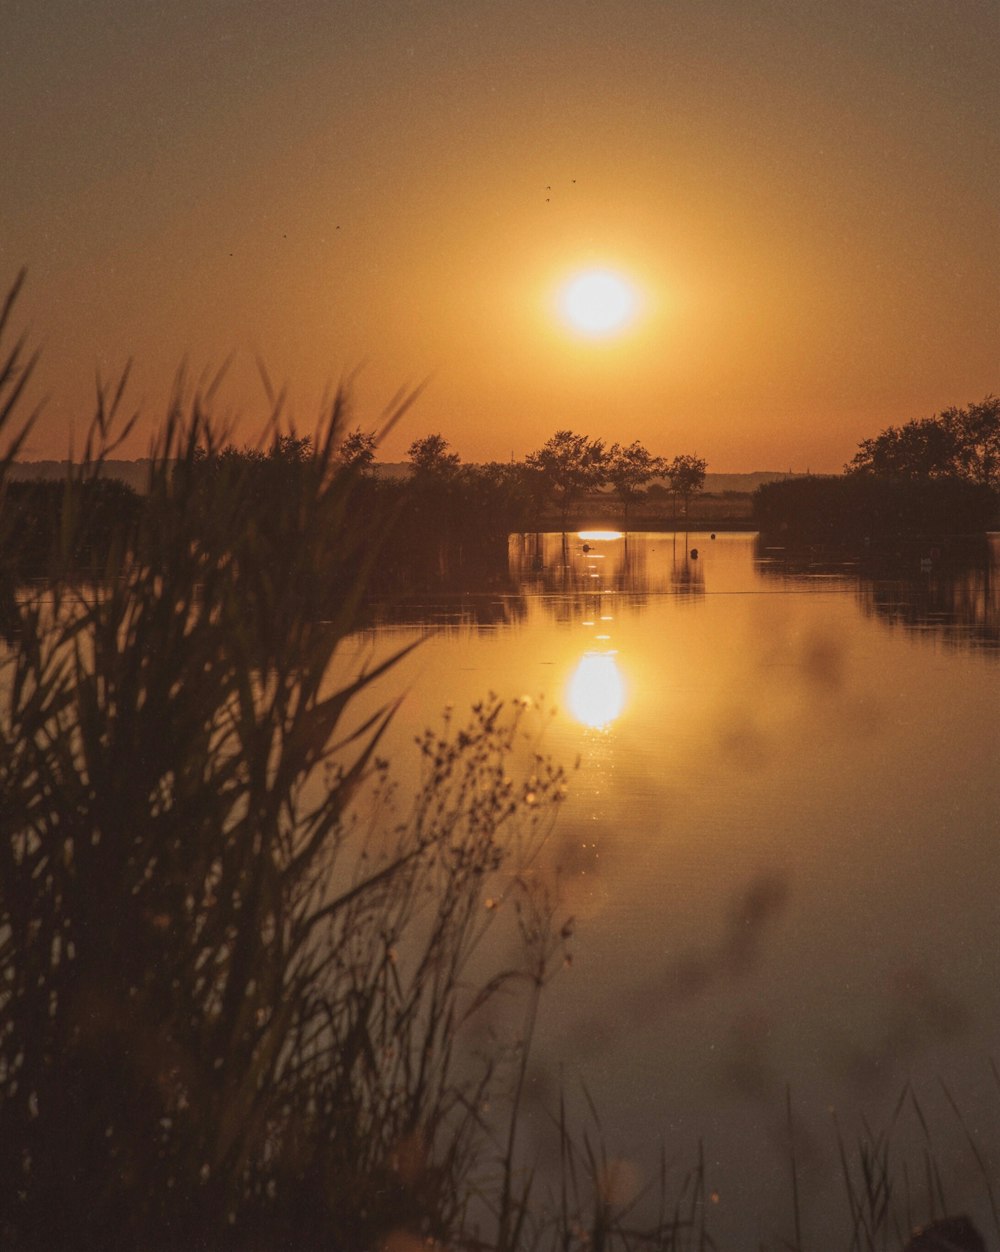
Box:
[0,281,574,1249]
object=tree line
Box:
[845,396,1000,488]
[2,426,706,592]
[754,396,1000,543]
[344,426,707,528]
[1,434,704,603]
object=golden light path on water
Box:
[565,531,629,730]
[566,651,626,730]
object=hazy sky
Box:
[3,0,997,469]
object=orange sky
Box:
[2,0,997,471]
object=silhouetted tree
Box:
[846,417,961,480]
[406,433,460,478]
[666,453,707,523]
[271,432,313,461]
[460,461,533,541]
[945,395,1000,489]
[525,430,606,529]
[336,426,378,474]
[606,440,667,526]
[845,397,1000,489]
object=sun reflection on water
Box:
[566,650,626,730]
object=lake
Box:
[339,530,999,1244]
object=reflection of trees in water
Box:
[611,533,650,593]
[858,561,999,650]
[669,536,705,599]
[373,530,1000,644]
[507,531,695,617]
[365,543,528,631]
[508,532,655,595]
[753,536,861,586]
[757,535,1000,652]
[364,592,528,631]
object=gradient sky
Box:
[3,0,997,470]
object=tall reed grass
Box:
[0,278,572,1249]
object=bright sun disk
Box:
[559,270,637,337]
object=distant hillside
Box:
[701,471,819,494]
[8,459,155,493]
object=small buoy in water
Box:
[690,548,699,559]
[582,543,591,552]
[710,533,716,540]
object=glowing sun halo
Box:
[559,269,637,337]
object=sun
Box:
[566,651,626,729]
[558,269,638,337]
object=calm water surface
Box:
[343,531,1000,1241]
